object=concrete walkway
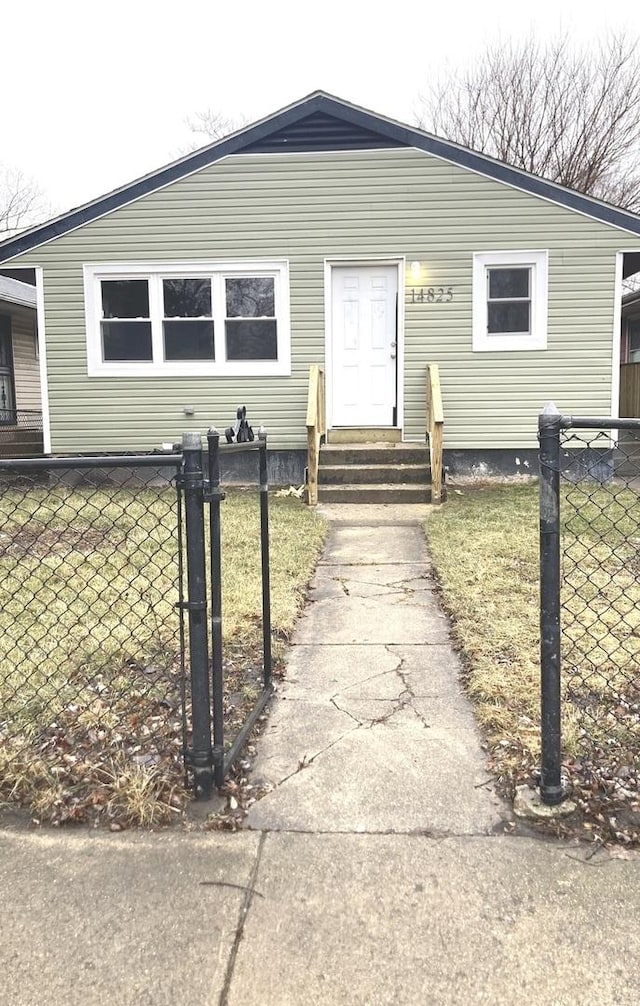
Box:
[2,505,640,1005]
[246,509,503,835]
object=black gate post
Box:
[538,403,564,805]
[182,432,213,798]
[207,427,225,789]
[258,429,272,688]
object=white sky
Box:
[2,0,640,215]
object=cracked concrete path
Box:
[246,516,504,833]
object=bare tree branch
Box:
[0,165,48,237]
[417,33,640,211]
[182,109,248,152]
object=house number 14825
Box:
[410,286,454,303]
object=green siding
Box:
[6,147,640,454]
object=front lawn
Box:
[0,484,326,826]
[425,483,640,845]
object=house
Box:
[620,289,640,418]
[0,273,43,456]
[1,91,640,494]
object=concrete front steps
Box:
[318,435,432,504]
[0,428,44,459]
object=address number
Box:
[410,286,454,304]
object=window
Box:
[473,251,548,351]
[84,261,290,376]
[628,319,640,362]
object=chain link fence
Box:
[0,456,187,825]
[539,412,640,835]
[0,433,274,828]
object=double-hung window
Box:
[85,261,290,376]
[473,251,548,351]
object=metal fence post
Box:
[538,403,564,805]
[258,429,272,688]
[182,432,213,799]
[207,427,225,789]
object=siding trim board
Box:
[3,91,640,264]
[611,251,625,430]
[35,268,52,454]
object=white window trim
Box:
[472,250,548,352]
[83,260,291,377]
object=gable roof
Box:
[0,275,37,308]
[3,89,640,263]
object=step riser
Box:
[328,428,402,444]
[319,465,430,485]
[318,486,432,504]
[320,448,427,466]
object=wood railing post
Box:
[306,364,325,506]
[426,363,444,505]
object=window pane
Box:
[629,319,640,353]
[101,280,149,318]
[225,320,277,360]
[163,278,212,318]
[163,320,215,360]
[0,375,15,420]
[487,302,531,334]
[226,277,275,318]
[0,332,11,369]
[101,320,153,360]
[488,268,530,300]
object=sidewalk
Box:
[2,505,640,1005]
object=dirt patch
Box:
[0,522,111,558]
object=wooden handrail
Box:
[306,364,326,505]
[426,364,444,504]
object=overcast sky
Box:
[3,1,640,216]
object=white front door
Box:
[331,265,398,426]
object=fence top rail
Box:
[558,416,640,431]
[0,453,184,471]
[208,439,266,455]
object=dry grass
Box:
[425,482,640,843]
[426,485,540,765]
[0,483,326,826]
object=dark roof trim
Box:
[4,90,640,262]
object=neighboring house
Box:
[620,290,640,418]
[0,274,43,456]
[1,90,640,482]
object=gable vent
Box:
[241,111,409,153]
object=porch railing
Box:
[306,364,326,505]
[426,364,444,504]
[0,408,43,429]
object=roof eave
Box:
[3,90,640,262]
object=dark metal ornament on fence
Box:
[225,405,255,444]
